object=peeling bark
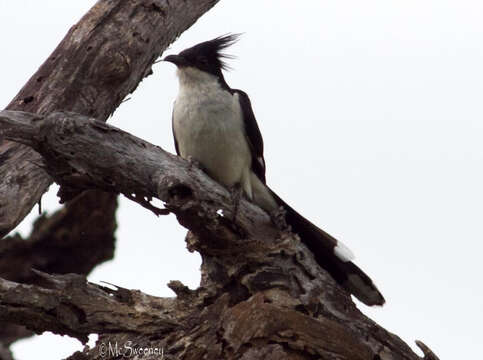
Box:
[0,110,439,360]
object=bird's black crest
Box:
[178,34,241,75]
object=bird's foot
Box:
[270,206,289,231]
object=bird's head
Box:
[163,34,240,79]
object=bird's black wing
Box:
[234,89,267,184]
[171,104,180,156]
[234,91,384,306]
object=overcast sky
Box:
[1,1,482,359]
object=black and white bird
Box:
[164,34,385,306]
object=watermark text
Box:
[98,341,164,358]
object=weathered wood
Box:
[0,110,435,360]
[0,0,220,348]
[416,341,441,360]
[0,190,117,346]
[0,191,116,284]
[0,0,220,238]
[0,271,179,344]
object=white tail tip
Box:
[334,241,355,262]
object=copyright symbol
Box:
[99,342,107,358]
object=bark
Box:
[0,0,219,347]
[0,1,440,358]
[0,191,116,285]
[0,271,178,344]
[0,110,438,360]
[0,190,117,346]
[0,0,220,238]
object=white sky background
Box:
[1,0,482,358]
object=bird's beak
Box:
[163,54,188,67]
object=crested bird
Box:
[164,34,384,306]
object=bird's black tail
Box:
[269,190,385,306]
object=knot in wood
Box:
[94,50,131,84]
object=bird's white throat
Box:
[176,67,219,90]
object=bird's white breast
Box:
[172,67,252,191]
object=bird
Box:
[163,34,385,306]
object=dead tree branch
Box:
[0,109,437,360]
[0,191,116,285]
[0,190,117,346]
[0,271,179,344]
[416,341,441,360]
[0,0,220,238]
[0,0,219,347]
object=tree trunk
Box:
[0,0,219,349]
[0,110,439,360]
[0,1,440,359]
[0,0,219,238]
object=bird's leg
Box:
[229,183,244,222]
[270,206,289,231]
[186,155,202,171]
